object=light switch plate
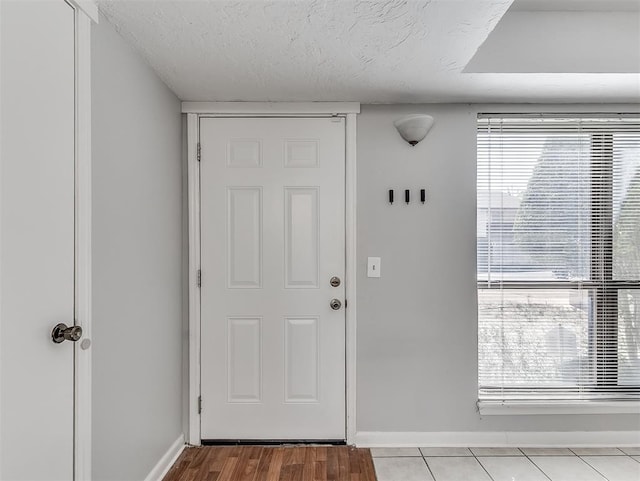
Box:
[367,257,381,278]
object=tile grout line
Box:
[469,448,497,481]
[568,448,628,457]
[419,451,438,481]
[578,455,613,481]
[519,448,553,481]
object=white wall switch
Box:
[367,257,381,278]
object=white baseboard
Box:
[353,431,640,448]
[144,434,185,481]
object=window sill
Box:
[478,401,640,416]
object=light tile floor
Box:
[371,447,640,481]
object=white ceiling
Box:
[96,0,640,103]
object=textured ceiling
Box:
[96,0,640,103]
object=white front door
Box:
[0,1,76,479]
[200,117,346,440]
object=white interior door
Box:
[200,117,346,440]
[0,1,76,479]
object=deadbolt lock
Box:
[330,276,341,287]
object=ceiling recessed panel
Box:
[465,11,640,73]
[511,0,640,11]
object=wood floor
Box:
[162,445,377,481]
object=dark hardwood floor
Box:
[162,445,377,481]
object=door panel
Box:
[227,187,262,288]
[200,117,346,440]
[227,316,262,403]
[284,316,320,403]
[0,1,76,479]
[285,187,320,288]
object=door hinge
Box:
[198,396,202,414]
[197,269,201,288]
[197,142,201,162]
[345,299,348,308]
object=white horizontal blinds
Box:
[477,114,640,402]
[612,129,640,387]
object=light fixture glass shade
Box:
[393,114,435,146]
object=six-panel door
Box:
[200,117,346,440]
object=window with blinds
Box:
[477,114,640,404]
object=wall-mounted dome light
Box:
[393,114,435,146]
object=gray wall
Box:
[92,15,183,481]
[356,104,640,433]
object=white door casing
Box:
[199,117,346,440]
[0,1,93,479]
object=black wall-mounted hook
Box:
[388,189,394,204]
[421,189,426,204]
[405,189,410,204]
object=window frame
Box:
[477,115,640,413]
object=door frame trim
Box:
[66,0,99,23]
[182,102,360,115]
[184,103,359,445]
[73,6,96,481]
